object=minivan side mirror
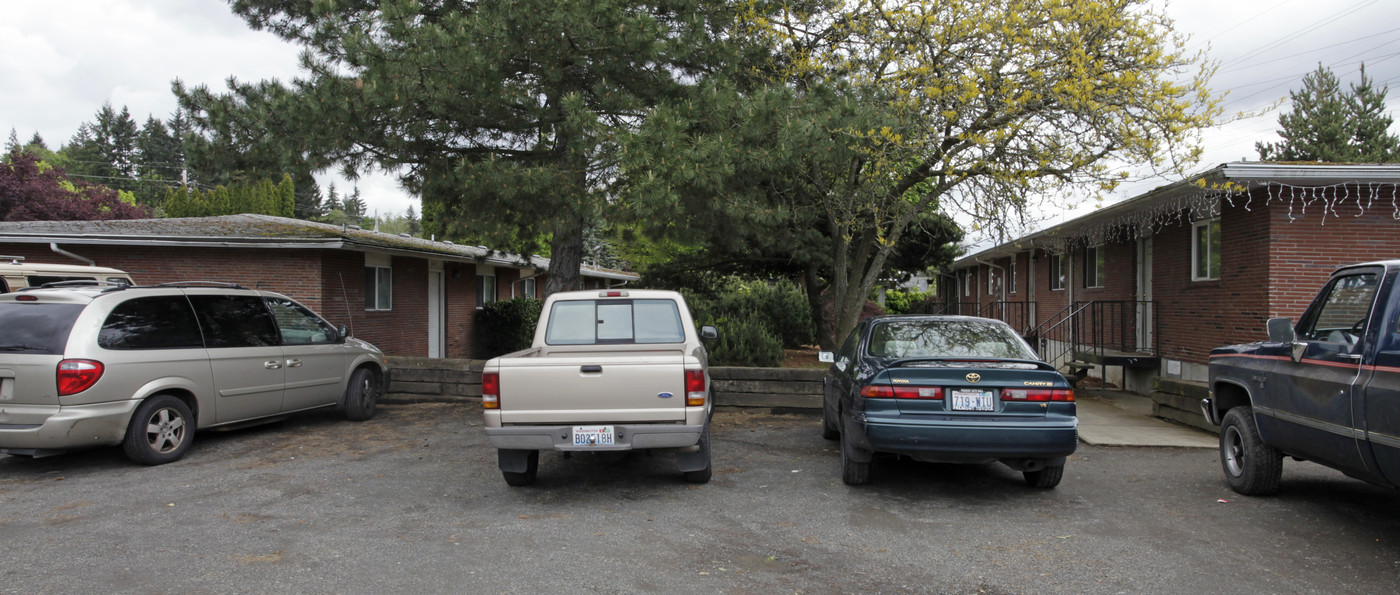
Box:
[1266,318,1295,343]
[699,325,718,341]
[337,324,351,343]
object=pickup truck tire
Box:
[502,450,539,487]
[343,367,379,421]
[1023,464,1064,488]
[1220,407,1282,496]
[821,402,839,441]
[681,426,713,484]
[840,428,871,486]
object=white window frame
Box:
[476,274,497,308]
[1009,260,1017,295]
[1085,245,1106,289]
[1049,254,1066,291]
[1192,218,1221,281]
[522,277,537,299]
[364,266,392,311]
[963,269,972,297]
[987,266,995,294]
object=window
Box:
[1193,219,1221,281]
[187,295,280,348]
[522,278,536,299]
[987,267,995,294]
[0,302,84,354]
[266,297,337,345]
[1050,254,1066,291]
[1009,260,1017,294]
[476,274,497,308]
[364,266,392,310]
[964,270,972,297]
[99,296,203,350]
[544,299,685,345]
[1085,245,1105,288]
[1297,272,1379,343]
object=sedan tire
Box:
[840,426,871,485]
[1219,406,1282,496]
[821,402,839,441]
[1023,464,1064,488]
[122,395,193,465]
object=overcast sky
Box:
[2,0,1398,225]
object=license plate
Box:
[949,389,994,411]
[572,425,615,446]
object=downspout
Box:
[50,243,95,266]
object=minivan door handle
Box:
[264,360,282,369]
[286,359,303,368]
[581,365,602,373]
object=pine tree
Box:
[4,129,18,154]
[26,132,47,152]
[323,182,341,213]
[343,186,366,224]
[1257,64,1400,162]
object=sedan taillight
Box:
[482,372,500,409]
[1001,388,1074,402]
[57,359,104,396]
[860,385,943,399]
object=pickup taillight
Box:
[685,369,706,406]
[1001,388,1074,402]
[860,385,943,399]
[482,372,500,409]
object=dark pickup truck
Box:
[1204,260,1400,495]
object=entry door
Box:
[1135,236,1154,351]
[428,270,446,358]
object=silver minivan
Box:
[0,282,388,464]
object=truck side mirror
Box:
[699,326,718,341]
[1266,318,1295,343]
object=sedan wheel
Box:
[840,425,871,485]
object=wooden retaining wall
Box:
[384,357,824,409]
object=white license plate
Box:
[949,389,994,411]
[572,425,615,446]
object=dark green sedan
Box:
[821,315,1078,488]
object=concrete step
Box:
[1153,377,1209,399]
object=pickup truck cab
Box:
[1204,260,1400,495]
[481,289,717,486]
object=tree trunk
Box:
[543,211,586,298]
[803,265,835,350]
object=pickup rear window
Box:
[545,299,685,345]
[0,302,85,354]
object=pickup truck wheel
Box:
[343,368,379,421]
[1220,407,1282,496]
[821,402,839,441]
[682,426,713,484]
[122,395,193,465]
[840,427,871,486]
[502,450,539,487]
[1023,464,1064,488]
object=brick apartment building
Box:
[944,162,1400,391]
[0,214,637,359]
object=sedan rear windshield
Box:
[0,303,85,355]
[867,319,1037,360]
[545,299,685,345]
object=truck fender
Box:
[498,449,536,473]
[1208,378,1255,425]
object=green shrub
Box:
[475,297,543,359]
[690,279,814,349]
[884,289,937,315]
[704,316,784,367]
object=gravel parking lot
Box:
[3,401,1399,594]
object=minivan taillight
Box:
[1001,388,1074,402]
[685,369,706,406]
[482,372,500,409]
[57,359,104,396]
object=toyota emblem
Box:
[965,373,982,383]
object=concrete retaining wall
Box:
[1150,377,1216,433]
[383,358,824,409]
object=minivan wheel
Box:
[343,368,379,421]
[122,395,193,465]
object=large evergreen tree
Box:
[177,0,757,296]
[1257,64,1400,162]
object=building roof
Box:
[0,214,638,280]
[953,162,1400,267]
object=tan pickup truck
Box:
[481,289,718,486]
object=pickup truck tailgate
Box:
[497,354,687,424]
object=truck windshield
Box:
[545,299,685,345]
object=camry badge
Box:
[658,392,674,399]
[965,373,982,383]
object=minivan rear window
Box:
[0,303,85,354]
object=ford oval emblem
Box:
[965,373,982,383]
[658,392,674,399]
